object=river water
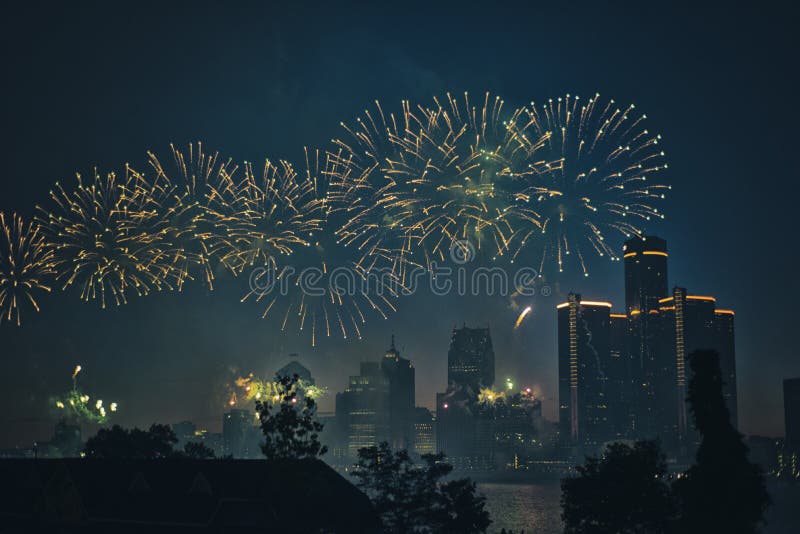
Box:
[478,482,562,533]
[478,481,800,534]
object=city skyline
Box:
[1,2,798,451]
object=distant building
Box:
[623,235,668,315]
[412,407,436,456]
[171,420,197,448]
[222,409,260,458]
[276,359,315,385]
[447,325,495,392]
[623,236,669,440]
[335,361,390,459]
[437,325,497,469]
[557,293,616,453]
[436,388,494,470]
[333,337,418,459]
[382,336,415,450]
[784,378,800,478]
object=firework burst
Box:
[238,149,398,346]
[131,142,242,291]
[35,168,174,308]
[0,212,56,326]
[327,92,552,271]
[504,93,669,276]
[54,365,118,424]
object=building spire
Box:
[390,334,395,350]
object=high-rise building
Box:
[785,378,800,455]
[436,388,495,470]
[381,336,415,450]
[624,236,669,439]
[412,407,436,456]
[447,325,495,392]
[335,361,390,459]
[623,236,668,315]
[714,309,738,429]
[557,293,616,452]
[609,313,632,438]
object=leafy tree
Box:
[673,350,770,534]
[255,373,327,460]
[182,441,216,459]
[561,440,676,534]
[354,441,491,533]
[83,424,178,459]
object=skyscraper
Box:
[447,325,495,391]
[784,378,800,454]
[609,313,632,438]
[623,236,668,315]
[412,407,436,455]
[335,361,390,459]
[557,293,616,452]
[714,309,738,429]
[624,236,669,440]
[381,336,415,450]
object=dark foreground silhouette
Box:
[0,457,380,533]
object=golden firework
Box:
[0,212,56,326]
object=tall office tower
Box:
[447,325,495,391]
[623,236,668,439]
[381,336,415,450]
[653,288,740,461]
[623,236,668,314]
[609,313,632,438]
[412,407,436,455]
[335,361,390,458]
[557,293,615,453]
[784,378,800,454]
[714,309,738,429]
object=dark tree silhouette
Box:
[83,424,178,458]
[256,373,327,460]
[673,350,770,534]
[354,441,491,533]
[182,441,216,459]
[561,440,676,534]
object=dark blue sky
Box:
[1,1,797,445]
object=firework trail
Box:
[0,212,56,326]
[35,167,177,308]
[514,305,532,329]
[504,93,669,276]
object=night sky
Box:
[1,1,797,447]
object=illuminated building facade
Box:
[447,325,495,392]
[412,407,436,455]
[557,293,616,452]
[557,236,740,461]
